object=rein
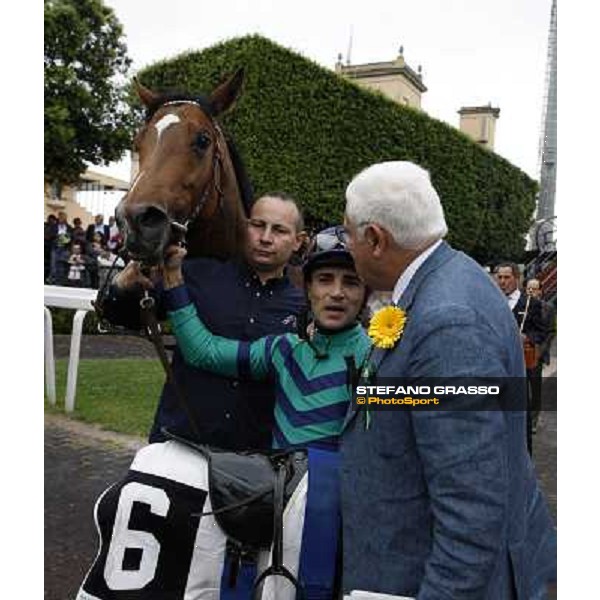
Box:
[91,249,203,439]
[139,291,202,440]
[92,250,130,332]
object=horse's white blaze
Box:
[128,170,144,195]
[155,113,180,139]
[129,151,140,182]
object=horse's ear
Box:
[208,67,245,116]
[134,78,160,108]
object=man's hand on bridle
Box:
[162,245,187,289]
[113,260,157,291]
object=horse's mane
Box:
[223,134,253,217]
[144,91,254,217]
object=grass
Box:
[44,358,166,437]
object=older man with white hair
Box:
[340,161,556,599]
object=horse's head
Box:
[116,68,246,265]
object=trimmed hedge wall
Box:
[136,35,537,264]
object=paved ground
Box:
[45,334,557,599]
[45,415,144,600]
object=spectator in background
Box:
[97,246,125,290]
[108,215,119,238]
[107,215,123,254]
[494,262,548,448]
[525,278,556,360]
[86,233,105,288]
[66,242,90,288]
[72,217,87,245]
[44,214,58,282]
[86,214,110,245]
[50,211,73,284]
[89,232,105,253]
[525,278,556,430]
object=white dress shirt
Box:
[506,288,521,311]
[391,240,443,306]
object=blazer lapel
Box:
[342,243,456,434]
[341,345,388,432]
[513,293,525,317]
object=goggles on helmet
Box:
[303,226,354,278]
[311,226,349,253]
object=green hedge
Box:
[135,35,537,264]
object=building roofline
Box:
[79,169,130,191]
[458,106,500,117]
[340,61,427,92]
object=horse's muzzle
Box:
[122,204,172,264]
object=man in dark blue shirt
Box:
[102,193,307,450]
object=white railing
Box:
[44,285,98,412]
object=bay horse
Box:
[115,68,252,265]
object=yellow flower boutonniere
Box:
[360,306,407,431]
[368,306,407,349]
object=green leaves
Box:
[136,34,536,263]
[44,0,135,186]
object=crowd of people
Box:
[76,162,556,599]
[44,212,125,289]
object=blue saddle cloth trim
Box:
[297,447,341,600]
[219,557,257,599]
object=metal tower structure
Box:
[531,0,557,250]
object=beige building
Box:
[335,46,427,109]
[336,48,500,151]
[44,170,129,224]
[457,105,500,150]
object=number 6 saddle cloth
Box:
[76,439,339,600]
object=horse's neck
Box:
[186,157,247,261]
[287,265,305,289]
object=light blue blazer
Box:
[341,242,556,599]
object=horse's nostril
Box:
[134,206,169,231]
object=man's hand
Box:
[113,261,156,291]
[163,245,187,289]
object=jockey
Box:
[163,225,372,597]
[163,225,371,451]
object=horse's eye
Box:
[193,131,211,153]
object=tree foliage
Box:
[44,0,135,188]
[136,35,537,263]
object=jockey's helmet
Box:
[302,226,355,280]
